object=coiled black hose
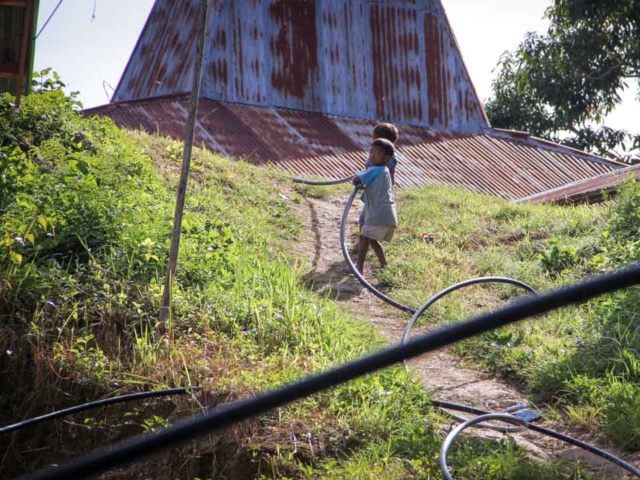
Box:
[440,414,528,480]
[433,400,640,476]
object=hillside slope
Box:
[289,186,639,478]
[1,82,637,479]
[382,183,640,461]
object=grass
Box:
[375,182,640,453]
[0,78,610,478]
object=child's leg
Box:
[356,235,370,274]
[370,240,387,268]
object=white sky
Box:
[33,0,637,132]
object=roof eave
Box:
[516,164,640,204]
[487,127,626,169]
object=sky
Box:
[33,0,637,132]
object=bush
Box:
[0,74,604,478]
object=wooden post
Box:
[15,0,34,106]
[158,0,209,335]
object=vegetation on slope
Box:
[382,182,640,453]
[0,74,604,479]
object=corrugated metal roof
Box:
[85,95,624,201]
[113,0,488,133]
[516,164,640,204]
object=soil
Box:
[290,192,640,479]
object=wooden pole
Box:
[158,0,209,335]
[15,0,34,107]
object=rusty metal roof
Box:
[113,0,488,133]
[85,95,624,201]
[99,0,629,203]
[516,163,640,204]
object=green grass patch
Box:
[383,182,640,452]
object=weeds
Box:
[0,74,613,478]
[387,182,640,453]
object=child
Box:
[359,123,399,230]
[352,138,397,274]
[371,123,399,185]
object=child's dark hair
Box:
[373,123,399,144]
[372,138,395,158]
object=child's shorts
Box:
[361,224,395,242]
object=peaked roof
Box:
[113,0,489,133]
[95,0,629,204]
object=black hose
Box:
[337,185,638,476]
[340,187,416,313]
[274,171,356,186]
[432,400,640,477]
[0,387,201,435]
[18,264,640,480]
[401,276,536,344]
[440,414,527,480]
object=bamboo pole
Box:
[158,0,209,335]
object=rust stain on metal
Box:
[86,95,624,202]
[517,164,640,204]
[113,0,489,132]
[269,0,318,100]
[370,3,384,118]
[424,13,441,126]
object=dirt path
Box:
[290,192,638,478]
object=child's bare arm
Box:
[352,176,362,186]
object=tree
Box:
[486,0,640,163]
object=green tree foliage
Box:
[0,69,161,278]
[486,0,640,163]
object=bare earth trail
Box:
[289,192,639,478]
